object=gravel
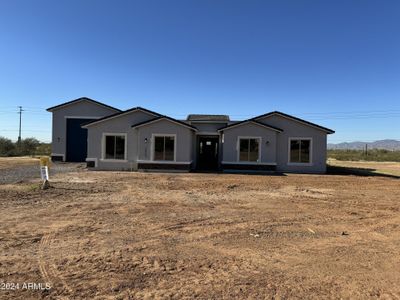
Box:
[0,162,86,184]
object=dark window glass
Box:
[154,136,175,161]
[249,139,259,162]
[239,139,248,161]
[105,136,115,159]
[115,136,125,159]
[239,138,259,162]
[154,136,164,160]
[290,139,310,163]
[105,135,125,160]
[290,140,300,162]
[300,140,310,163]
[164,136,175,161]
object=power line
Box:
[0,129,51,132]
[0,107,399,127]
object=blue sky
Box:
[0,0,399,143]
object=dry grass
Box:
[328,158,400,177]
[0,157,40,170]
[0,168,399,299]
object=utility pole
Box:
[18,106,23,144]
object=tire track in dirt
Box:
[38,232,73,297]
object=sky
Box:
[0,0,399,143]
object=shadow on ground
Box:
[327,165,400,179]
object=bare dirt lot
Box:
[0,160,400,299]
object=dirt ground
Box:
[0,161,400,299]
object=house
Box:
[47,97,335,173]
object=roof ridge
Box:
[132,115,198,131]
[252,111,335,134]
[81,106,162,128]
[46,97,121,112]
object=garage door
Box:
[66,118,95,162]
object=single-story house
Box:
[47,97,335,173]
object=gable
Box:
[132,116,198,131]
[46,97,120,113]
[82,107,161,128]
[255,111,334,134]
[82,109,157,131]
[49,99,119,119]
[256,114,331,136]
[218,120,282,133]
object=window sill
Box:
[287,162,313,166]
[100,159,128,163]
[222,161,277,165]
[138,160,192,165]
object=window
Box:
[289,138,311,163]
[154,135,175,161]
[104,135,126,160]
[239,138,260,162]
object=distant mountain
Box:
[328,139,400,150]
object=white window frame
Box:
[287,137,313,166]
[101,133,128,162]
[151,134,177,162]
[237,136,261,163]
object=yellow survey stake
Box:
[40,156,51,168]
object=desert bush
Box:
[0,136,50,157]
[0,137,16,156]
[18,138,41,155]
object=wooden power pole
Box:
[17,106,23,144]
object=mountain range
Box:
[328,139,400,150]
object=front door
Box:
[197,136,219,171]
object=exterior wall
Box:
[189,122,227,133]
[135,119,194,166]
[86,110,157,170]
[257,115,328,173]
[50,101,118,161]
[221,123,278,167]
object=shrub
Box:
[328,149,400,162]
[0,136,50,157]
[0,137,16,156]
[18,138,40,156]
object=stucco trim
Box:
[86,158,98,167]
[195,131,220,136]
[150,134,177,162]
[221,161,276,165]
[287,137,314,166]
[101,133,128,161]
[236,136,262,163]
[137,160,192,165]
[51,153,65,161]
